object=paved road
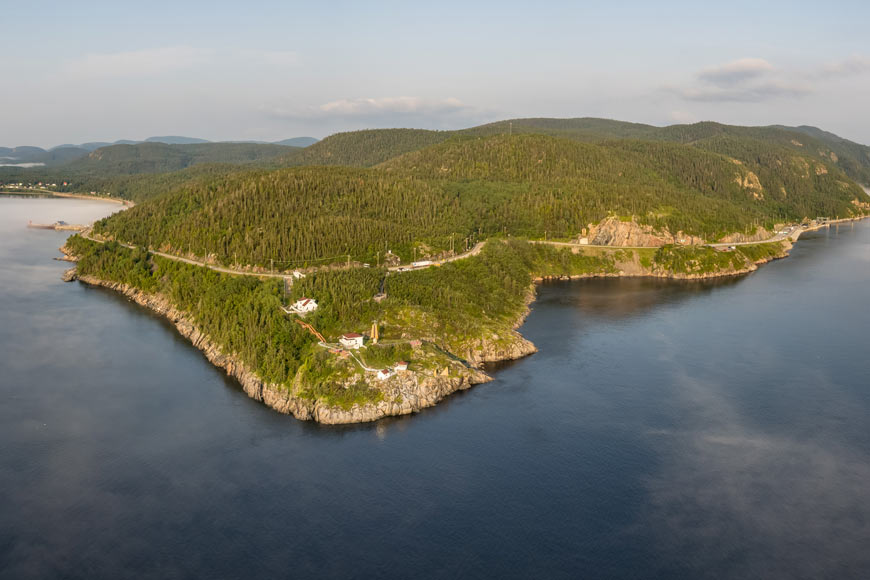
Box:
[707,228,798,248]
[81,230,488,279]
[386,241,485,272]
[531,240,658,250]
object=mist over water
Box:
[2,196,869,579]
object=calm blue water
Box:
[2,196,869,579]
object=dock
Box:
[27,220,88,232]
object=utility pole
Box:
[347,254,351,268]
[376,251,380,268]
[271,258,274,274]
[451,233,454,255]
[509,121,512,136]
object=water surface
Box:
[2,196,869,579]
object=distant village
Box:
[0,181,114,197]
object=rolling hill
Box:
[93,133,870,269]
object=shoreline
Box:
[1,189,133,205]
[59,233,804,424]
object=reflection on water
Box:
[2,197,870,579]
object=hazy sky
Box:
[3,0,870,147]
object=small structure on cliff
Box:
[376,368,393,380]
[394,361,409,372]
[339,333,365,349]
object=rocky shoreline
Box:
[60,243,507,425]
[533,240,793,283]
[54,234,796,425]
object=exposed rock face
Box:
[464,330,537,366]
[735,170,763,193]
[587,217,703,247]
[718,226,773,244]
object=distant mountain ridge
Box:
[0,136,319,165]
[277,118,870,186]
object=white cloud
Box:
[815,55,870,79]
[681,80,812,103]
[698,57,775,86]
[317,96,469,117]
[64,46,211,79]
[263,96,480,125]
[672,57,811,103]
[671,55,870,104]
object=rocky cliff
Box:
[586,217,704,246]
[67,270,496,424]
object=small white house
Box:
[376,369,393,380]
[394,361,409,372]
[292,270,306,279]
[293,298,318,312]
[339,333,365,350]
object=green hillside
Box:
[0,142,298,198]
[77,141,294,174]
[279,128,453,167]
[93,133,869,270]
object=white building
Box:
[339,333,365,350]
[394,361,409,372]
[292,298,318,312]
[292,270,306,279]
[376,369,393,380]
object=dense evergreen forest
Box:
[93,133,869,269]
[267,118,870,186]
[278,129,453,167]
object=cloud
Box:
[671,55,870,104]
[672,57,811,103]
[64,46,211,79]
[815,55,870,79]
[681,81,812,103]
[262,96,490,129]
[315,96,470,118]
[698,58,775,86]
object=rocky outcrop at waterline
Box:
[66,271,495,424]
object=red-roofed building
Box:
[339,333,365,349]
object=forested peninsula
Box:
[51,118,870,423]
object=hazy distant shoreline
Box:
[0,189,132,205]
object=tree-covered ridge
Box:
[465,118,870,186]
[381,134,865,234]
[0,142,297,196]
[94,166,470,266]
[279,129,453,167]
[77,141,295,174]
[93,134,870,270]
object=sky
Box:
[2,0,870,148]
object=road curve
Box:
[80,230,488,279]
